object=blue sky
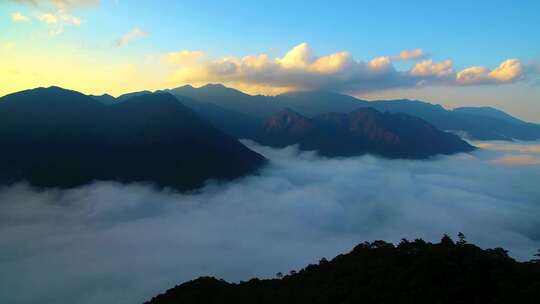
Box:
[1,0,540,121]
[77,0,540,64]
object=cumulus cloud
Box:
[392,48,427,61]
[115,27,147,46]
[456,59,523,85]
[168,42,410,94]
[409,59,454,77]
[164,43,535,95]
[0,140,539,304]
[10,12,29,22]
[368,56,392,71]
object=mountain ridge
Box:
[257,108,474,158]
[0,87,266,190]
[164,84,540,141]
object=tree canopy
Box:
[146,235,540,304]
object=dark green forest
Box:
[146,234,540,304]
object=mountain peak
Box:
[26,85,83,95]
[201,83,227,89]
[170,83,249,97]
[199,83,248,95]
[258,107,474,158]
[0,85,101,110]
[117,90,153,102]
[116,92,183,108]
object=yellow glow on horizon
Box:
[0,45,169,97]
[492,154,540,166]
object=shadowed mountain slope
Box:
[174,95,263,139]
[255,108,474,158]
[168,84,276,118]
[0,87,265,190]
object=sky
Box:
[1,0,540,121]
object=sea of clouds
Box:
[1,140,539,304]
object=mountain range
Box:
[2,84,529,190]
[111,85,475,158]
[167,84,540,141]
[0,87,265,190]
[256,108,473,158]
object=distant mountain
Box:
[123,85,474,158]
[116,90,152,102]
[274,92,540,141]
[145,236,540,304]
[453,106,526,124]
[367,99,540,140]
[90,91,153,104]
[168,85,368,119]
[166,85,540,141]
[272,90,369,117]
[89,93,116,105]
[255,108,474,158]
[0,87,265,190]
[168,84,276,118]
[175,95,263,139]
[91,89,264,139]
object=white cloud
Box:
[368,56,392,71]
[165,43,532,95]
[37,12,57,23]
[8,0,94,35]
[10,12,29,22]
[9,0,99,10]
[489,59,523,82]
[116,28,147,47]
[0,141,539,304]
[410,59,454,77]
[392,48,426,61]
[168,43,410,94]
[456,59,523,85]
[36,11,82,35]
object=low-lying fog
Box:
[1,140,539,304]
